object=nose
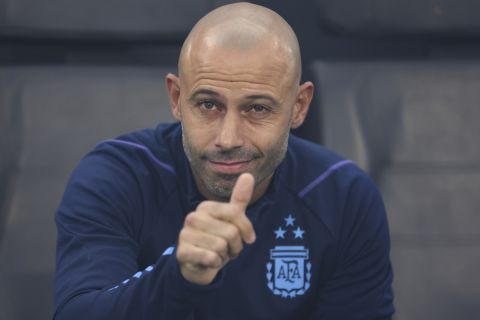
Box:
[214,111,244,150]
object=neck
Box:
[250,173,273,204]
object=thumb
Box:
[230,173,255,210]
[229,173,256,244]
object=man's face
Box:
[169,40,308,202]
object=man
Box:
[54,2,394,319]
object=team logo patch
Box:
[266,214,311,298]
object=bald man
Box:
[54,3,394,320]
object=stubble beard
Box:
[182,125,289,202]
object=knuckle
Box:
[233,239,244,252]
[196,200,216,211]
[224,225,240,242]
[229,240,243,258]
[201,251,222,268]
[184,212,196,226]
[175,245,188,262]
[178,228,190,241]
[212,238,228,254]
[184,211,204,227]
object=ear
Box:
[165,73,182,121]
[291,81,314,129]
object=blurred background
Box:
[0,0,479,319]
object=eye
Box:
[199,100,217,110]
[249,104,268,113]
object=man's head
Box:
[166,2,313,202]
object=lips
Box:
[208,160,251,174]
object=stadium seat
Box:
[0,80,20,243]
[311,59,480,320]
[314,0,480,37]
[0,0,213,38]
[0,66,176,319]
[311,1,480,318]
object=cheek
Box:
[249,124,289,153]
[181,114,216,151]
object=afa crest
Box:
[266,214,311,298]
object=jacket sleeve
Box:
[53,146,220,320]
[310,174,395,320]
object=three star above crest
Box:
[274,227,286,239]
[293,227,305,239]
[273,214,306,240]
[284,214,295,227]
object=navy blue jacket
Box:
[54,123,394,319]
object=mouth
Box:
[208,160,252,175]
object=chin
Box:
[208,188,232,202]
[206,177,236,200]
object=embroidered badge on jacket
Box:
[266,214,311,298]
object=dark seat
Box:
[311,60,480,320]
[310,1,480,318]
[314,0,480,37]
[0,66,176,319]
[0,0,214,38]
[0,75,22,320]
[0,67,178,319]
[0,79,21,242]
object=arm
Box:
[311,175,394,320]
[53,147,219,320]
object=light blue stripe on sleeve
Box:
[145,265,154,272]
[162,246,175,256]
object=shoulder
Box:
[283,134,372,196]
[86,123,180,179]
[92,123,177,171]
[65,123,182,205]
[57,123,183,237]
[282,134,384,235]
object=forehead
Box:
[182,38,295,94]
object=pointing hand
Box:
[176,173,256,285]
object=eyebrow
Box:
[189,89,280,107]
[188,89,221,103]
[245,94,280,107]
